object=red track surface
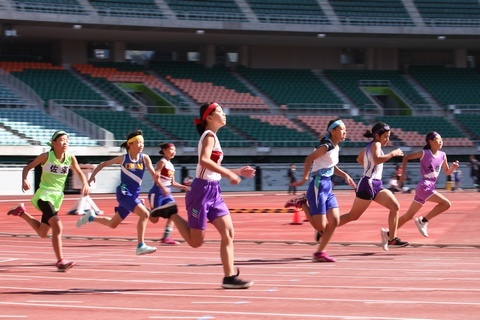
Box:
[1,190,480,319]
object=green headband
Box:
[47,130,68,146]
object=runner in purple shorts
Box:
[336,123,408,251]
[397,131,459,237]
[148,142,190,245]
[285,119,356,263]
[152,102,255,289]
[76,130,160,256]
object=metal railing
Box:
[48,100,114,147]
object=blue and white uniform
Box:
[306,139,340,215]
[116,153,145,219]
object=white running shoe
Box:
[415,216,429,237]
[380,228,389,251]
[76,209,96,228]
[136,244,157,255]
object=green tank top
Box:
[39,151,72,191]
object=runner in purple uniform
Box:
[397,131,459,237]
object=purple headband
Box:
[427,131,439,140]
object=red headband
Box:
[162,143,175,149]
[194,102,217,125]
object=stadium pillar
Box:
[112,41,126,62]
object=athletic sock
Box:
[137,243,145,249]
[163,226,173,239]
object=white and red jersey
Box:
[196,130,223,181]
[159,158,175,187]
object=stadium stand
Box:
[89,0,164,18]
[150,61,268,110]
[13,0,88,15]
[0,108,98,146]
[330,0,414,26]
[455,114,480,141]
[375,115,473,147]
[145,114,249,147]
[414,0,480,26]
[0,61,107,105]
[73,63,186,109]
[0,83,27,107]
[409,65,480,109]
[323,70,429,111]
[73,109,168,146]
[297,115,372,147]
[165,0,247,22]
[237,67,343,110]
[0,127,30,146]
[246,0,329,24]
[227,115,316,147]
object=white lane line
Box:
[149,317,215,319]
[192,301,250,305]
[26,300,83,303]
[0,302,436,320]
[0,316,27,318]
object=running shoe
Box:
[415,216,429,237]
[284,194,307,209]
[136,244,157,255]
[150,203,177,218]
[314,230,323,242]
[380,228,389,251]
[388,237,409,248]
[56,259,76,272]
[160,237,179,245]
[312,251,336,262]
[7,203,25,216]
[76,209,96,228]
[222,269,254,289]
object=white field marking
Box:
[4,264,480,284]
[0,316,27,318]
[0,259,18,263]
[192,301,250,305]
[149,317,215,319]
[2,285,480,306]
[0,302,436,320]
[26,300,83,303]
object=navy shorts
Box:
[355,177,383,200]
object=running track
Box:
[1,190,479,319]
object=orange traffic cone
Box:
[290,208,302,225]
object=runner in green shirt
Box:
[7,130,89,271]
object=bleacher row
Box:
[0,59,479,147]
[9,0,480,26]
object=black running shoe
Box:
[222,269,254,289]
[388,237,409,248]
[150,203,177,218]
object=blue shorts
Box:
[355,177,383,200]
[306,176,338,215]
[115,185,143,220]
[185,178,229,230]
[148,186,175,209]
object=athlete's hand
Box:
[22,179,31,193]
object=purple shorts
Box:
[185,178,229,230]
[115,185,143,220]
[414,179,437,205]
[355,177,383,200]
[148,186,175,209]
[306,176,338,215]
